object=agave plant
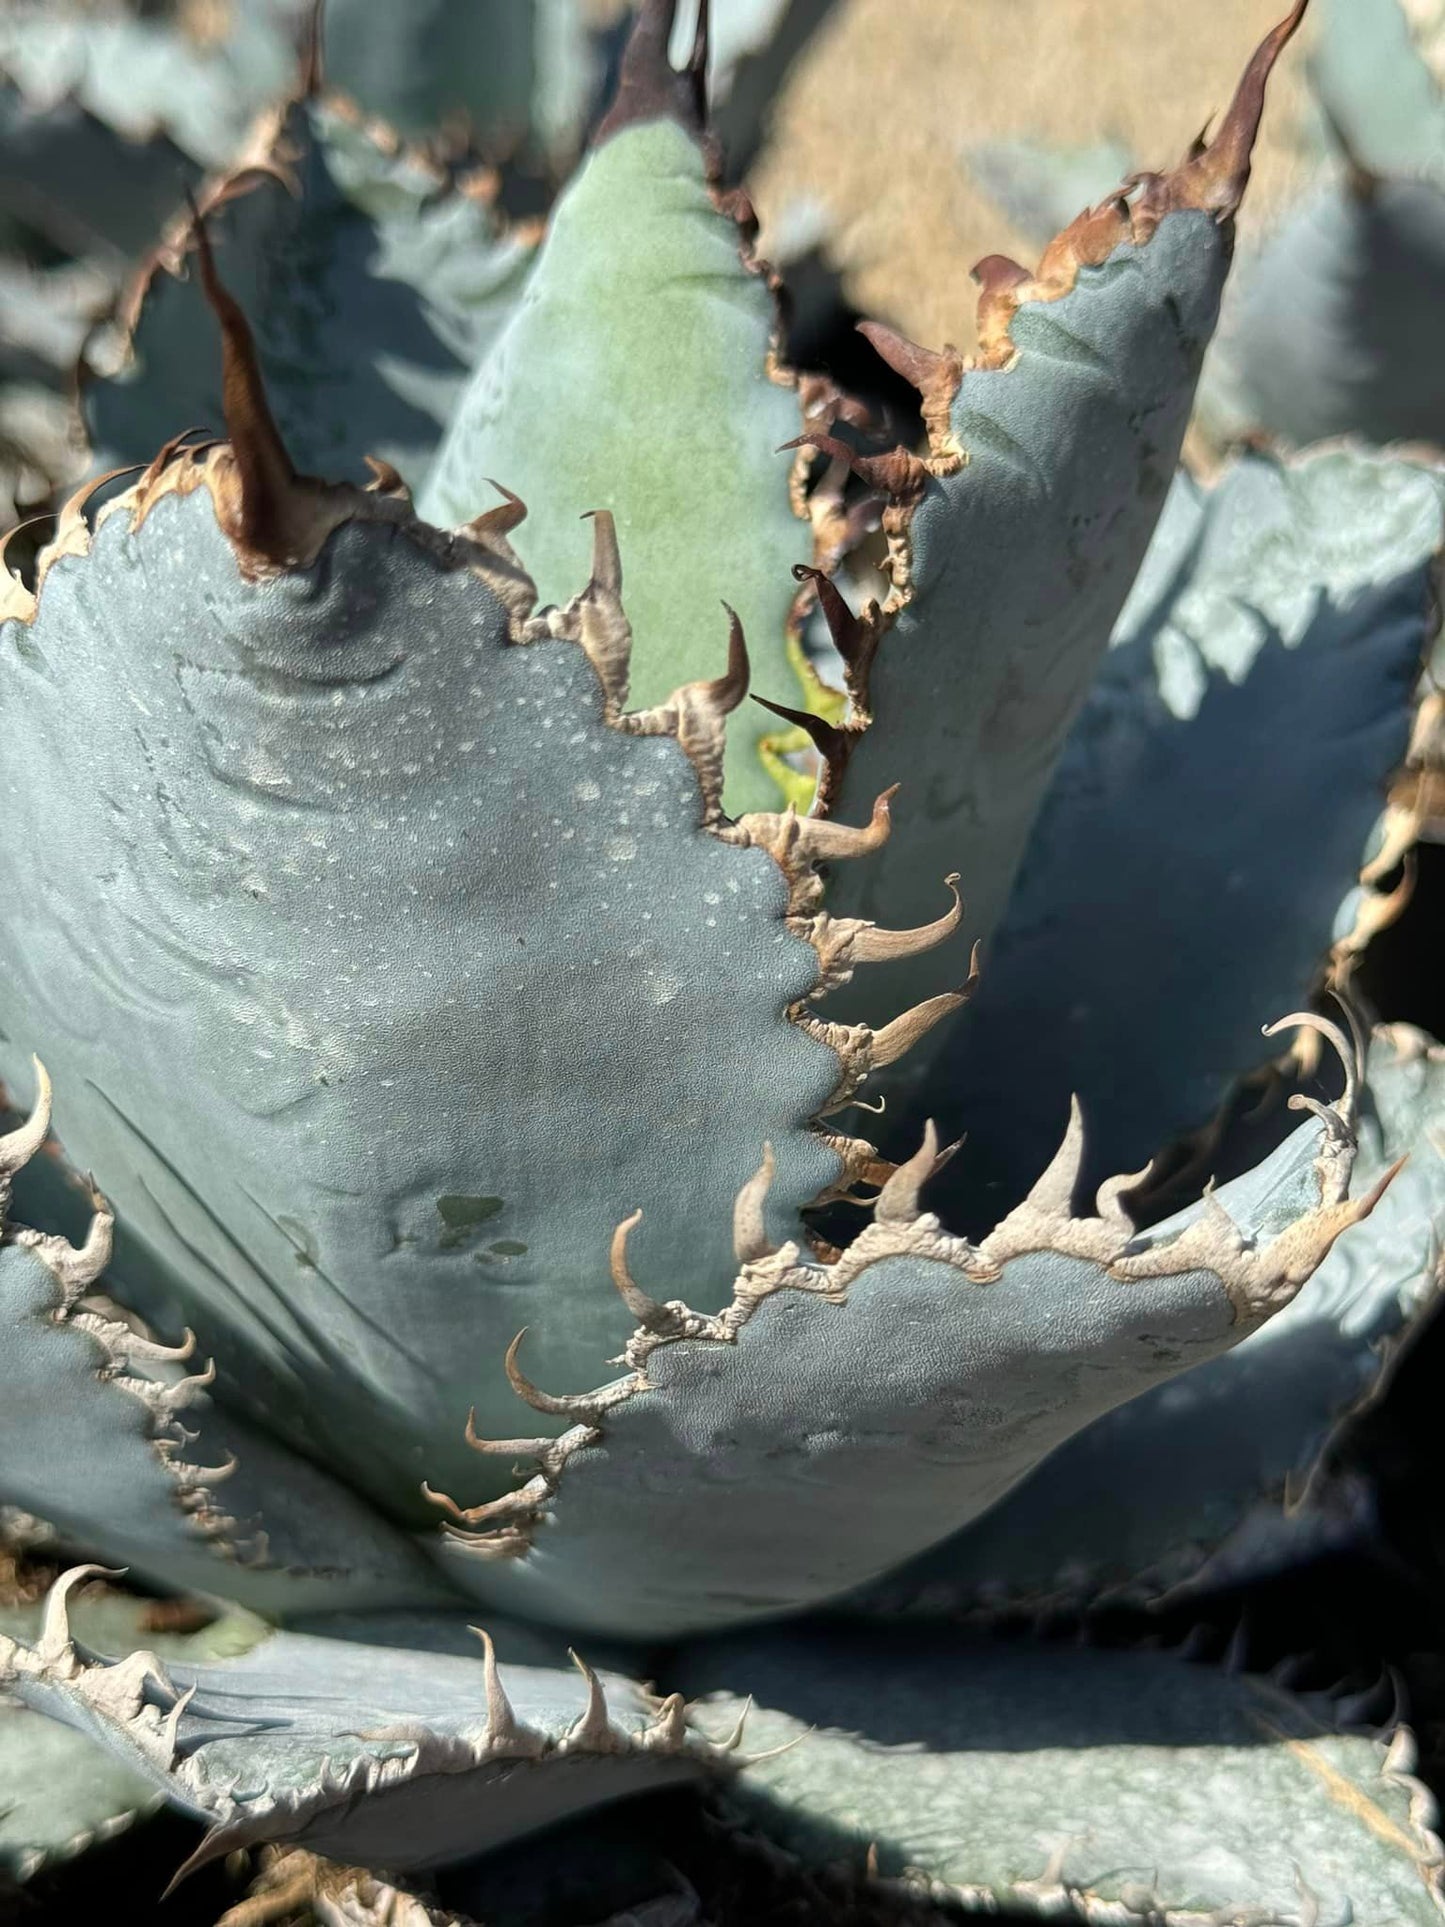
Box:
[3,2,1445,1921]
[963,0,1445,456]
[1203,0,1445,448]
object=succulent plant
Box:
[3,3,1445,1922]
[962,0,1445,455]
[1203,0,1445,447]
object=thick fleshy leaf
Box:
[0,415,939,1525]
[821,10,1302,1044]
[0,1074,450,1619]
[420,14,812,815]
[914,445,1443,1224]
[680,1627,1445,1924]
[1204,174,1445,449]
[857,1024,1445,1618]
[87,96,534,493]
[430,1046,1377,1640]
[0,1579,262,1883]
[1,1571,721,1876]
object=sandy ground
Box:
[745,0,1322,354]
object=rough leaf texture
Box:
[432,1069,1373,1639]
[858,1024,1445,1618]
[1,1573,716,1876]
[0,1072,449,1617]
[682,1628,1445,1924]
[0,462,860,1521]
[0,1581,261,1883]
[826,210,1238,1039]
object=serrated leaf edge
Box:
[428,1015,1387,1561]
[0,1564,735,1881]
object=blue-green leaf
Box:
[1,1572,720,1875]
[0,8,296,168]
[857,1024,1445,1618]
[1205,175,1445,450]
[0,1070,449,1619]
[419,16,813,816]
[88,97,534,493]
[821,10,1303,1058]
[432,1055,1374,1640]
[680,1627,1445,1923]
[0,1580,262,1884]
[915,445,1443,1224]
[1311,0,1445,181]
[964,135,1134,247]
[321,0,597,155]
[0,81,200,267]
[0,415,912,1529]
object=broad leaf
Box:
[0,378,923,1522]
[858,1025,1445,1617]
[431,1060,1377,1639]
[681,1626,1445,1923]
[88,96,534,492]
[0,1580,261,1884]
[420,8,813,815]
[1,1572,719,1875]
[0,1072,449,1618]
[915,445,1443,1223]
[822,9,1304,1059]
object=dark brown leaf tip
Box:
[183,199,353,574]
[856,321,965,456]
[781,431,932,506]
[753,692,851,799]
[594,0,710,146]
[967,5,1305,367]
[299,0,326,100]
[790,563,880,688]
[1133,0,1307,224]
[190,200,301,559]
[708,602,751,713]
[363,455,409,499]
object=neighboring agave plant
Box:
[4,2,1445,1922]
[1205,0,1445,447]
[965,0,1445,454]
